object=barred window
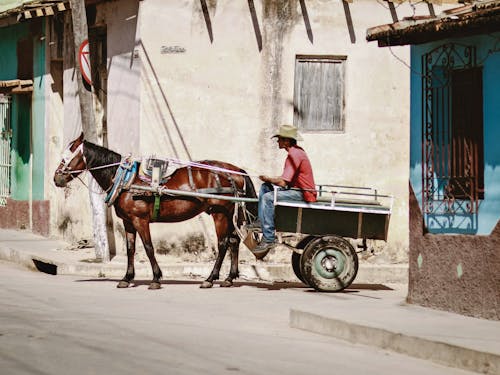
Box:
[422,44,484,234]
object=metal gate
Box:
[0,94,12,206]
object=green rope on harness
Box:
[152,194,161,221]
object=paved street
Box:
[0,261,477,375]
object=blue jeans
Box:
[258,183,304,243]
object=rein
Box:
[58,141,258,188]
[60,161,122,175]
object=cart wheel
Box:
[300,236,358,292]
[291,251,307,284]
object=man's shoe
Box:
[251,241,275,260]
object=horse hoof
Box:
[117,280,130,288]
[200,281,213,289]
[148,282,161,290]
[220,280,233,287]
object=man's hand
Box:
[259,175,287,187]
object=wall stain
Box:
[260,0,300,166]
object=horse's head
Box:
[53,133,86,187]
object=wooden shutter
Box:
[294,56,346,132]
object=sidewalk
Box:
[1,228,499,374]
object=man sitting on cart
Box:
[250,124,317,259]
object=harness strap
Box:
[152,194,161,221]
[213,172,222,191]
[197,187,235,195]
[104,160,138,207]
[105,167,125,206]
[187,166,195,190]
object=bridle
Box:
[55,140,121,191]
[55,142,86,178]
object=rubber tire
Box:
[300,236,358,292]
[291,251,307,284]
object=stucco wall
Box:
[131,0,414,261]
[47,0,457,263]
[408,185,500,320]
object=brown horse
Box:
[54,133,258,289]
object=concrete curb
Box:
[290,309,499,375]
[0,243,408,284]
[0,246,39,271]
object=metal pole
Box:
[130,184,259,203]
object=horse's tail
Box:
[241,170,258,218]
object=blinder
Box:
[56,142,86,176]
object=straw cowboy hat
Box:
[271,124,303,141]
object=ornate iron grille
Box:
[422,44,483,232]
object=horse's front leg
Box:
[117,221,136,288]
[135,219,163,290]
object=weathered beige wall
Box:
[47,0,456,263]
[47,13,94,244]
[133,0,421,262]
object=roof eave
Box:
[367,9,500,47]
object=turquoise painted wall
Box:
[32,24,46,201]
[0,22,45,201]
[410,33,500,235]
[0,23,26,79]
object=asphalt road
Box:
[0,260,476,375]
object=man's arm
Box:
[259,175,287,187]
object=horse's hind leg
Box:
[200,236,229,289]
[220,233,240,288]
[135,220,163,290]
[117,221,137,288]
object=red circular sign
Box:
[78,39,92,85]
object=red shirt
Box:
[281,146,317,202]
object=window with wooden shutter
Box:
[294,55,346,132]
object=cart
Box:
[244,185,393,292]
[130,173,392,292]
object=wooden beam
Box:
[68,0,96,141]
[68,0,111,262]
[386,1,399,23]
[427,2,436,17]
[0,79,34,94]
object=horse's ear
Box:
[78,132,84,141]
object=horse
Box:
[53,133,258,290]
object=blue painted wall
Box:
[410,33,500,235]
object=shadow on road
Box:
[74,278,393,292]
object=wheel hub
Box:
[314,249,345,279]
[321,256,337,272]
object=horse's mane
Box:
[83,141,122,188]
[83,141,122,165]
